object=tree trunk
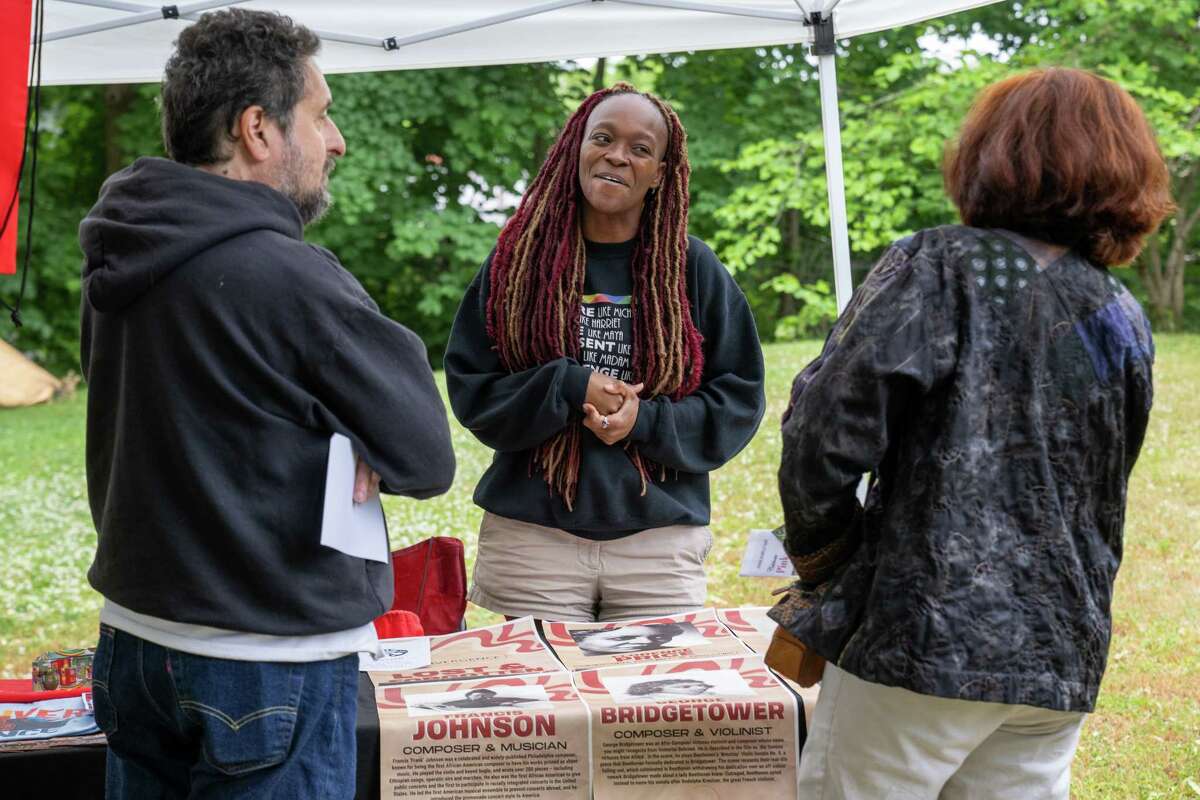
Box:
[1138,195,1197,331]
[778,208,802,318]
[592,58,607,92]
[103,84,135,176]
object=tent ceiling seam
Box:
[42,0,242,43]
[607,0,804,23]
[47,0,813,50]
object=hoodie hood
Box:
[80,157,303,313]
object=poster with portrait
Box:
[541,609,750,672]
[376,672,590,800]
[574,655,803,800]
[368,616,562,688]
[717,608,821,728]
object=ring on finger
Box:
[601,416,609,429]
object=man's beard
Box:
[277,138,334,226]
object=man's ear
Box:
[235,105,272,164]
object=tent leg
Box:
[816,51,854,314]
[816,42,870,503]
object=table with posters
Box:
[0,609,815,800]
[364,609,816,800]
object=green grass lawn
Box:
[1,337,1197,798]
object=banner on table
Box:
[368,616,562,687]
[376,672,590,800]
[574,654,803,800]
[541,608,750,672]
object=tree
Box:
[951,0,1200,328]
[640,27,942,339]
[312,64,568,361]
[1,64,573,372]
[709,0,1200,331]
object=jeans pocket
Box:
[91,624,118,736]
[175,655,305,776]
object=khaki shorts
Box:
[469,512,713,622]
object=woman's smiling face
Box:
[577,93,667,224]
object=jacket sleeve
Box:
[443,258,593,453]
[779,234,959,571]
[626,241,766,473]
[298,246,456,499]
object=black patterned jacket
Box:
[770,225,1153,712]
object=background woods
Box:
[2,0,1197,371]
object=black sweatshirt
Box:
[445,237,765,539]
[79,157,455,636]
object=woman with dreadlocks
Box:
[445,84,765,622]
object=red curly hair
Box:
[944,68,1174,266]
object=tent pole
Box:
[817,51,853,314]
[55,0,387,48]
[58,0,152,12]
[43,0,240,43]
[810,7,868,501]
[809,11,853,314]
[382,0,588,51]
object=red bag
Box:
[373,610,423,639]
[390,536,466,635]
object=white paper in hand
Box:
[359,637,431,672]
[320,433,389,563]
[739,528,797,578]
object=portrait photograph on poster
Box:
[405,684,555,716]
[543,609,751,671]
[601,668,756,704]
[568,621,708,655]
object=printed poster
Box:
[575,655,803,799]
[541,609,750,672]
[718,607,821,728]
[0,695,98,742]
[376,672,590,800]
[368,616,561,687]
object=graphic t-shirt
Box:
[578,239,638,387]
[578,292,634,383]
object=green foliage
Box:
[3,2,1198,372]
[2,84,161,374]
[299,64,568,362]
[760,276,836,340]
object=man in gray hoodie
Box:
[79,9,455,798]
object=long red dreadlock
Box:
[485,83,704,510]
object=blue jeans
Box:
[92,624,358,799]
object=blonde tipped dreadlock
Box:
[485,84,703,510]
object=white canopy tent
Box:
[33,0,1003,310]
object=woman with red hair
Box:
[773,68,1173,797]
[446,84,765,622]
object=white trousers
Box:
[798,663,1085,800]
